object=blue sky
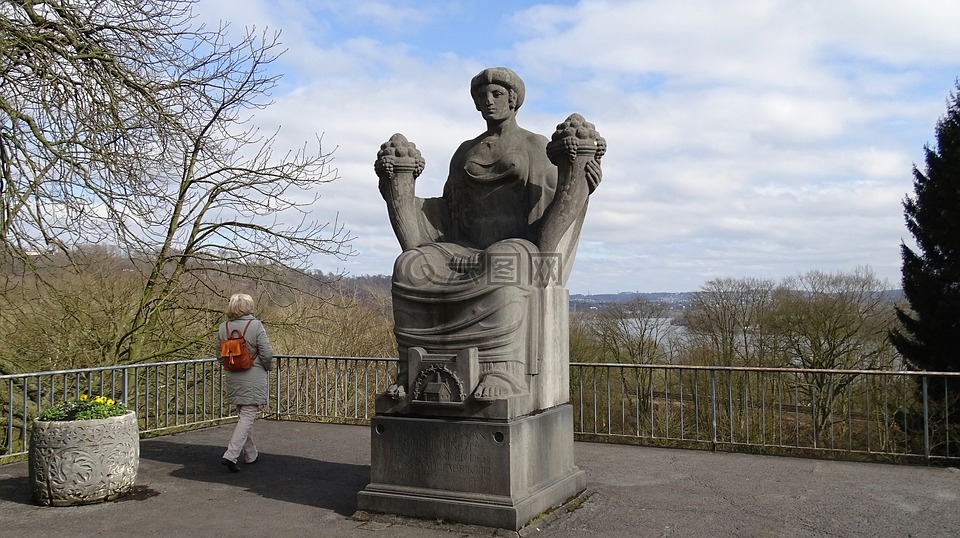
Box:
[195,0,960,294]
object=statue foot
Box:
[473,371,525,402]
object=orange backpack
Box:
[220,320,256,372]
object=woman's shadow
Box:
[0,439,369,516]
[138,439,370,516]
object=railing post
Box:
[121,369,129,405]
[812,384,819,449]
[923,375,930,463]
[274,359,281,420]
[5,378,13,456]
[710,369,718,451]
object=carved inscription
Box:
[389,425,501,488]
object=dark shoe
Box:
[221,458,240,473]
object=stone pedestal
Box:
[357,404,585,530]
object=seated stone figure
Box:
[375,67,604,412]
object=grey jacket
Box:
[217,314,274,405]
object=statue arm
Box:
[538,114,605,254]
[417,196,450,243]
[525,133,559,232]
[376,134,450,249]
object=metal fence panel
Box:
[3,358,957,465]
[570,363,960,464]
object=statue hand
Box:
[585,158,602,194]
[547,113,604,195]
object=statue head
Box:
[470,67,525,111]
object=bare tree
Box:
[766,267,899,438]
[682,277,777,366]
[585,298,674,364]
[0,0,350,366]
[767,267,898,372]
[569,310,602,363]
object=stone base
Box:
[356,404,585,531]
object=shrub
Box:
[37,394,127,421]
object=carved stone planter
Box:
[29,410,139,506]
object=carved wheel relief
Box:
[411,364,468,402]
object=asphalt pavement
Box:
[1,420,958,537]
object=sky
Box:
[192,0,960,294]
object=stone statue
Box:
[374,67,604,416]
[360,67,598,529]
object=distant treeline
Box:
[571,288,904,317]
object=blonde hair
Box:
[226,293,255,320]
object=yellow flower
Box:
[79,394,88,401]
[107,399,115,406]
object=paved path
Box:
[1,421,958,537]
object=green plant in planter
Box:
[38,394,127,421]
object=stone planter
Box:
[29,410,139,506]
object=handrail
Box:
[571,362,960,376]
[2,356,958,466]
[570,362,960,464]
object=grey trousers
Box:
[223,404,259,463]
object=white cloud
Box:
[189,0,960,292]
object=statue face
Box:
[474,83,514,122]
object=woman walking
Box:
[217,293,273,472]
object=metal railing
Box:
[3,359,228,456]
[571,363,960,464]
[1,356,397,462]
[3,357,958,465]
[269,355,397,423]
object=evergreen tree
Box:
[890,81,960,372]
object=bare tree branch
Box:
[0,0,352,365]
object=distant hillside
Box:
[569,292,694,313]
[570,292,693,304]
[569,289,903,313]
[340,275,902,313]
